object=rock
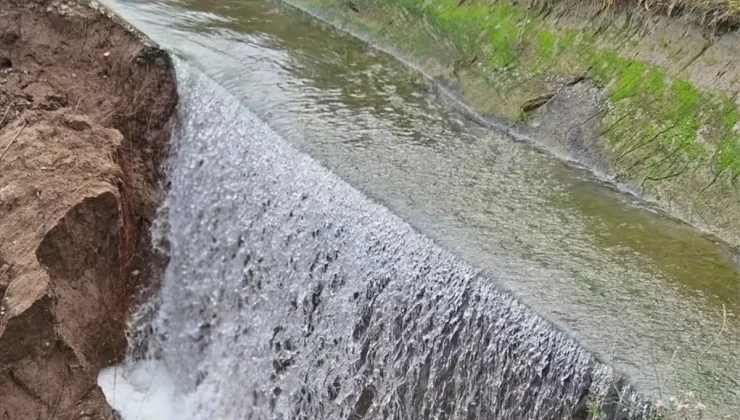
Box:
[64,115,91,131]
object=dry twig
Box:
[0,121,27,162]
[0,103,12,128]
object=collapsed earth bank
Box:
[0,0,176,418]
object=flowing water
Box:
[98,0,739,417]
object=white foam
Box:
[97,360,178,420]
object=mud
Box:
[0,0,177,418]
[524,80,610,174]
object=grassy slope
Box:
[303,0,740,245]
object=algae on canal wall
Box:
[297,0,740,247]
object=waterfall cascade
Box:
[98,60,647,420]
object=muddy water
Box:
[102,0,739,414]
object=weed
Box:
[588,401,607,420]
[537,30,557,61]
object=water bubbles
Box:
[116,60,648,420]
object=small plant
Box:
[588,401,607,420]
[730,0,740,15]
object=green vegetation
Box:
[305,0,740,245]
[368,0,739,182]
[337,0,737,169]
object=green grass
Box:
[365,0,740,183]
[308,0,740,245]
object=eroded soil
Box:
[0,0,176,418]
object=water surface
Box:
[102,0,739,414]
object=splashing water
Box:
[98,59,650,419]
[98,361,178,419]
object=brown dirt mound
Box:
[0,0,177,418]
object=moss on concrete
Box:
[300,0,740,245]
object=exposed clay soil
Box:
[0,0,177,418]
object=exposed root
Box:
[0,0,177,418]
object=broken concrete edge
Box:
[290,0,740,251]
